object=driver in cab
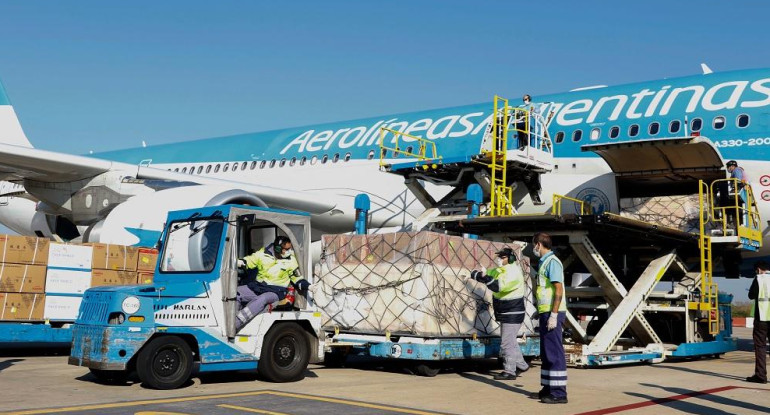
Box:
[235,236,310,331]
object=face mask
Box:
[533,246,541,258]
[524,100,530,105]
[281,249,294,259]
[495,258,504,267]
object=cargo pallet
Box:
[324,329,541,376]
[0,322,72,347]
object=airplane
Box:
[0,67,767,275]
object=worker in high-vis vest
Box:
[471,247,529,381]
[529,232,568,404]
[235,236,310,331]
[747,260,770,384]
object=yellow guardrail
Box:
[709,178,762,246]
[552,194,589,215]
[378,127,441,168]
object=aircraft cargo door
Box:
[581,137,726,198]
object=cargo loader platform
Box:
[437,210,741,367]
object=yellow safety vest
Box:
[536,253,567,313]
[243,248,300,287]
[758,273,770,321]
[487,263,526,301]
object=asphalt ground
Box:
[0,327,768,415]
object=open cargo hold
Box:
[314,231,536,337]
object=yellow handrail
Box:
[378,127,441,168]
[552,194,588,215]
[709,178,762,246]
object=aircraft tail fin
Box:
[0,81,33,148]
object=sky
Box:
[0,1,768,297]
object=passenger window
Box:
[289,157,296,167]
[279,158,286,167]
[241,162,248,170]
[259,160,266,169]
[300,156,307,166]
[669,120,681,134]
[181,167,187,173]
[648,122,660,135]
[333,153,340,163]
[205,165,212,174]
[737,114,750,128]
[311,155,318,165]
[555,131,565,144]
[691,118,703,132]
[713,116,726,130]
[344,152,352,162]
[368,150,375,159]
[250,161,257,170]
[189,166,195,175]
[572,130,583,142]
[269,160,275,168]
[381,148,388,158]
[629,124,639,137]
[231,163,238,172]
[590,128,600,141]
[609,126,620,139]
[321,155,329,164]
[223,163,230,172]
[174,168,179,172]
[406,146,413,154]
[214,164,220,173]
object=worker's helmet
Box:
[726,160,738,168]
[495,247,515,262]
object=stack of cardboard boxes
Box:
[0,235,160,322]
[0,236,49,320]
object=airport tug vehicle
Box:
[69,205,323,389]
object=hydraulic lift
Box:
[379,100,761,367]
[435,137,760,366]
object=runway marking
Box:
[218,404,288,415]
[574,385,770,415]
[254,391,448,415]
[2,390,448,415]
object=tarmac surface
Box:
[0,327,768,415]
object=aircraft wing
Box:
[0,143,338,214]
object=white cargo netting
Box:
[620,195,704,233]
[313,232,537,337]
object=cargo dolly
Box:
[324,329,539,377]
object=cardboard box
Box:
[0,263,47,293]
[45,268,92,294]
[43,295,83,321]
[90,244,139,271]
[136,272,154,285]
[0,293,45,320]
[91,269,137,287]
[48,243,93,270]
[136,248,159,272]
[0,235,49,265]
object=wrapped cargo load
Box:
[313,232,536,337]
[620,195,703,233]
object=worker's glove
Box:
[295,279,310,292]
[237,259,246,268]
[547,313,558,331]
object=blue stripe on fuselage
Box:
[90,68,770,165]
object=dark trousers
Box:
[539,312,567,398]
[754,318,769,381]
